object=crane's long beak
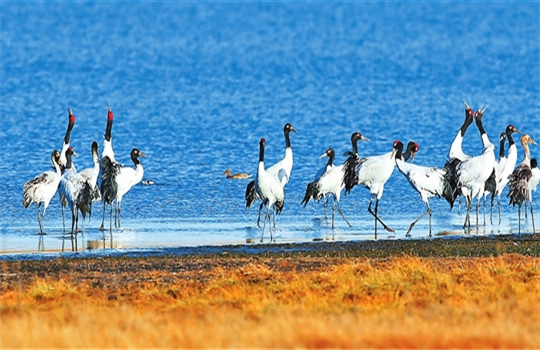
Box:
[531,138,537,145]
[72,151,79,157]
[361,135,370,142]
[411,151,417,162]
[319,152,328,159]
[140,152,146,157]
[291,127,297,133]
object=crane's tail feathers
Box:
[484,169,496,195]
[100,156,120,205]
[507,165,532,207]
[275,199,284,215]
[301,181,319,207]
[442,157,462,206]
[78,181,93,220]
[342,153,360,195]
[245,180,259,209]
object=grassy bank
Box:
[1,236,539,348]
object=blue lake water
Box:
[1,2,539,256]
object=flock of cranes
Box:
[23,106,145,242]
[246,101,538,242]
[22,101,538,245]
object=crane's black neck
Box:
[402,143,415,161]
[475,117,486,136]
[64,119,74,144]
[284,129,292,149]
[460,112,473,137]
[104,118,113,142]
[131,150,141,166]
[394,142,404,160]
[259,141,265,163]
[326,149,335,167]
[351,136,359,154]
[506,126,516,147]
[65,151,73,170]
[499,134,506,158]
[91,142,98,158]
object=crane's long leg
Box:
[37,203,44,235]
[109,203,113,237]
[406,206,430,237]
[261,205,270,242]
[368,198,377,239]
[368,197,394,240]
[61,203,66,234]
[484,196,487,226]
[476,199,480,231]
[271,206,277,242]
[100,202,107,231]
[529,199,536,234]
[335,199,351,228]
[524,201,528,219]
[497,197,502,225]
[116,201,122,229]
[490,195,495,225]
[518,206,521,235]
[330,200,334,229]
[428,206,432,237]
[272,204,277,231]
[463,196,471,231]
[256,203,263,228]
[324,196,329,219]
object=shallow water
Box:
[1,2,539,256]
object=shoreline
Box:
[1,233,538,261]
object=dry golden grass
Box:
[1,254,539,348]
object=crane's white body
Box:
[396,159,446,205]
[255,147,284,242]
[266,147,293,187]
[356,150,397,200]
[23,152,62,234]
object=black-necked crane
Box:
[342,131,370,195]
[57,106,76,232]
[343,140,401,239]
[508,134,537,234]
[302,132,369,229]
[301,148,351,229]
[100,105,122,232]
[101,105,118,164]
[79,141,101,203]
[456,106,496,231]
[254,138,284,242]
[482,132,506,223]
[246,123,296,226]
[59,147,92,237]
[113,148,145,228]
[23,150,62,235]
[59,106,76,170]
[396,142,455,237]
[488,125,521,224]
[444,101,475,213]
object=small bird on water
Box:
[223,169,251,179]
